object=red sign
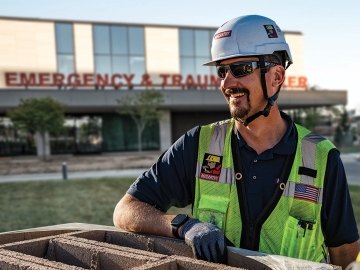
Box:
[283,76,308,89]
[4,72,308,90]
[4,72,220,90]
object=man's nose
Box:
[221,70,238,90]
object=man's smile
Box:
[223,88,249,100]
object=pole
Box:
[62,162,68,180]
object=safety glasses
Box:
[216,61,277,79]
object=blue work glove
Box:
[178,218,226,264]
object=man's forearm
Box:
[113,193,176,238]
[329,242,360,269]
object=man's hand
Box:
[179,219,226,263]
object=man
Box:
[113,15,359,268]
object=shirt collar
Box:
[235,111,296,158]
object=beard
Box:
[229,102,250,120]
[226,88,251,120]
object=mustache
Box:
[223,87,250,96]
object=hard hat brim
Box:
[203,53,263,66]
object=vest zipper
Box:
[238,168,259,250]
[248,223,254,245]
[232,130,296,251]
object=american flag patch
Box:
[294,184,319,203]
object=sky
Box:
[1,0,360,111]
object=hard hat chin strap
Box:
[243,55,279,127]
[243,93,279,126]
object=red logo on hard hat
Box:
[263,25,278,38]
[214,31,232,39]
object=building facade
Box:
[0,16,346,156]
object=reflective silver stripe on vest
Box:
[208,121,230,155]
[283,181,323,203]
[282,132,326,203]
[196,120,236,184]
[300,133,326,185]
[219,167,236,184]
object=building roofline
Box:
[0,15,303,34]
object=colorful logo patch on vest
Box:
[294,184,319,203]
[200,153,222,182]
[263,25,278,38]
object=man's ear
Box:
[273,66,285,86]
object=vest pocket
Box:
[280,215,320,261]
[197,195,229,230]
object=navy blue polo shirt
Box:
[127,113,359,247]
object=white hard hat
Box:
[204,15,293,66]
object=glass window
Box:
[129,27,144,55]
[94,25,111,54]
[209,30,216,44]
[180,29,194,57]
[55,23,74,54]
[179,28,214,77]
[111,26,128,55]
[95,56,111,74]
[130,56,145,84]
[55,23,75,76]
[195,57,210,76]
[209,30,217,76]
[112,56,129,73]
[102,115,159,151]
[58,55,75,75]
[195,30,210,57]
[93,24,146,85]
[181,57,195,76]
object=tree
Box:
[7,97,65,160]
[290,107,321,130]
[334,106,352,147]
[117,90,164,151]
[302,107,322,130]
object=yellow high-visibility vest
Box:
[193,119,335,262]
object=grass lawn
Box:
[0,178,134,232]
[0,178,359,233]
[349,185,360,233]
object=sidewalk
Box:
[340,152,360,162]
[340,153,360,186]
[0,151,160,174]
[0,168,148,183]
[0,152,359,185]
[0,151,159,183]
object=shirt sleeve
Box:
[321,149,359,247]
[126,126,200,212]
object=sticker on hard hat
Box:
[263,25,278,38]
[214,30,232,40]
[200,153,223,182]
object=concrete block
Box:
[70,230,194,257]
[0,249,85,269]
[3,237,52,258]
[0,229,75,245]
[0,224,342,269]
[131,256,245,270]
[46,236,164,269]
[67,230,106,242]
[61,235,167,259]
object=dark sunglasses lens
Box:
[231,62,254,77]
[217,62,256,79]
[217,66,227,78]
